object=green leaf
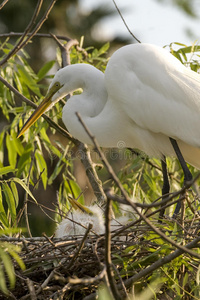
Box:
[64,179,84,204]
[17,143,33,177]
[0,264,8,294]
[6,133,17,168]
[0,247,15,289]
[2,182,16,221]
[37,60,55,81]
[10,181,19,207]
[0,186,9,227]
[11,132,24,156]
[12,177,37,202]
[98,42,110,55]
[0,166,16,176]
[7,248,25,271]
[35,150,48,189]
[17,65,41,97]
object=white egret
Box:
[18,43,200,216]
[55,199,104,237]
[55,198,136,238]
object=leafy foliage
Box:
[0,34,200,298]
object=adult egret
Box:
[18,43,200,216]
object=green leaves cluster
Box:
[0,39,110,294]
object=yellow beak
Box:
[17,96,52,138]
[17,82,63,138]
[68,198,94,215]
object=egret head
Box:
[17,74,64,138]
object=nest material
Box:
[1,212,200,300]
[1,224,141,300]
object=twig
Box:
[112,264,129,299]
[78,143,106,203]
[121,234,200,289]
[106,172,200,209]
[0,32,71,41]
[105,197,122,300]
[0,0,9,10]
[112,0,141,43]
[0,0,44,66]
[66,223,93,269]
[75,112,200,259]
[26,278,37,300]
[68,266,106,285]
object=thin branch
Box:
[0,0,57,66]
[112,0,141,43]
[78,143,106,203]
[0,32,71,42]
[66,223,93,269]
[0,0,44,66]
[75,112,200,259]
[0,0,9,10]
[105,197,122,300]
[106,172,200,209]
[121,234,200,289]
[68,266,106,285]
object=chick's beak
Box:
[68,198,94,215]
[17,95,52,138]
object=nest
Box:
[1,210,200,300]
[0,223,144,300]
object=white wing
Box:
[105,43,200,148]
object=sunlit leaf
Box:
[37,60,55,81]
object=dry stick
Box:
[13,0,57,57]
[0,0,43,66]
[50,33,79,67]
[0,0,9,10]
[122,234,200,290]
[112,264,129,299]
[68,266,106,285]
[106,173,200,213]
[83,230,200,300]
[21,225,92,300]
[66,223,93,270]
[105,197,122,300]
[75,112,200,259]
[112,0,141,43]
[0,32,71,42]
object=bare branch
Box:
[0,0,57,66]
[112,0,141,43]
[0,0,9,10]
[0,0,44,66]
[105,197,122,300]
[0,32,71,42]
[75,111,200,259]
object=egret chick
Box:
[55,200,104,237]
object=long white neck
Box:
[60,64,108,144]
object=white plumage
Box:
[18,43,200,169]
[55,205,105,237]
